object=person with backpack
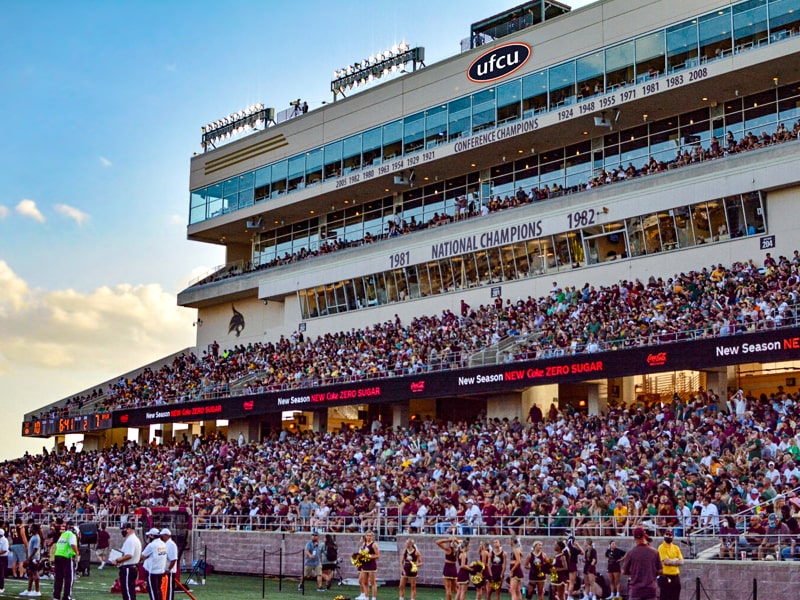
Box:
[322,534,338,589]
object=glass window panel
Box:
[271,160,287,196]
[497,79,521,124]
[605,41,634,89]
[706,198,729,241]
[526,239,545,274]
[254,166,271,201]
[658,211,679,250]
[238,189,253,209]
[223,176,238,197]
[238,171,254,191]
[485,247,503,282]
[540,237,557,271]
[363,275,380,306]
[565,141,591,189]
[474,250,491,284]
[699,7,732,60]
[626,216,646,257]
[404,265,420,299]
[298,289,310,320]
[426,261,443,294]
[499,245,518,280]
[288,154,305,191]
[461,253,479,287]
[635,30,666,80]
[549,61,576,107]
[305,148,323,185]
[742,191,765,234]
[649,117,680,164]
[744,90,778,132]
[553,233,573,269]
[723,195,746,238]
[691,202,713,244]
[324,140,342,179]
[511,241,530,277]
[403,112,425,154]
[190,188,207,224]
[384,270,399,303]
[363,126,382,165]
[769,0,800,37]
[343,135,362,172]
[383,119,403,159]
[539,148,565,190]
[417,264,433,297]
[673,206,696,248]
[576,50,605,97]
[620,125,650,167]
[666,20,699,72]
[222,177,238,213]
[448,255,466,290]
[425,105,448,148]
[472,87,496,133]
[448,96,471,141]
[522,70,548,116]
[734,0,769,50]
[352,277,367,308]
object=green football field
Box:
[0,570,451,600]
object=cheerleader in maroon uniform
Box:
[399,538,422,600]
[582,539,598,600]
[476,540,491,600]
[455,540,471,600]
[488,538,507,600]
[358,530,380,600]
[437,536,460,600]
[509,537,524,600]
[523,541,548,600]
[551,540,569,600]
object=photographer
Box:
[321,534,338,589]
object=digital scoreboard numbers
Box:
[22,413,112,437]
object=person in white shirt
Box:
[141,528,168,600]
[0,528,9,594]
[159,529,179,600]
[113,523,143,600]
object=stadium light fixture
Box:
[330,43,425,101]
[200,102,276,152]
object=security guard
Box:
[159,529,179,600]
[114,523,143,600]
[141,528,167,600]
[53,526,79,600]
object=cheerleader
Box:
[455,540,472,600]
[488,538,507,600]
[582,539,597,600]
[475,540,491,600]
[399,538,422,600]
[551,540,569,600]
[358,530,380,600]
[523,541,548,600]
[509,537,524,600]
[437,536,460,600]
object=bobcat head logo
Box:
[228,305,245,337]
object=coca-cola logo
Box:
[120,414,129,424]
[243,400,254,411]
[410,381,425,393]
[647,352,668,366]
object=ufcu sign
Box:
[467,42,531,83]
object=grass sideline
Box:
[0,570,452,600]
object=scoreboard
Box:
[22,413,112,437]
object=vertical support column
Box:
[704,369,729,410]
[587,383,606,416]
[622,376,637,408]
[392,401,410,430]
[313,409,328,433]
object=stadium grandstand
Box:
[9,0,800,587]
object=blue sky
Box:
[0,0,596,459]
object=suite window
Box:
[522,70,548,116]
[382,120,403,159]
[425,105,448,148]
[699,7,732,60]
[734,0,769,51]
[548,61,576,108]
[605,41,634,89]
[497,79,522,124]
[324,141,343,180]
[576,50,604,97]
[342,135,362,173]
[362,127,382,166]
[472,87,496,133]
[666,20,699,72]
[254,165,271,202]
[448,96,471,141]
[635,30,666,81]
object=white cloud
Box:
[0,205,9,219]
[0,261,197,460]
[55,203,90,226]
[99,156,112,167]
[15,199,45,223]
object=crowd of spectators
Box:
[4,389,800,560]
[195,120,800,286]
[34,250,800,419]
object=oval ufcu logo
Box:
[467,42,531,83]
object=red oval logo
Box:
[467,42,531,83]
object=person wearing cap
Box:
[0,528,8,593]
[621,527,662,600]
[52,524,79,600]
[114,523,143,600]
[656,528,683,600]
[758,512,789,560]
[141,528,168,600]
[301,531,325,592]
[159,529,179,600]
